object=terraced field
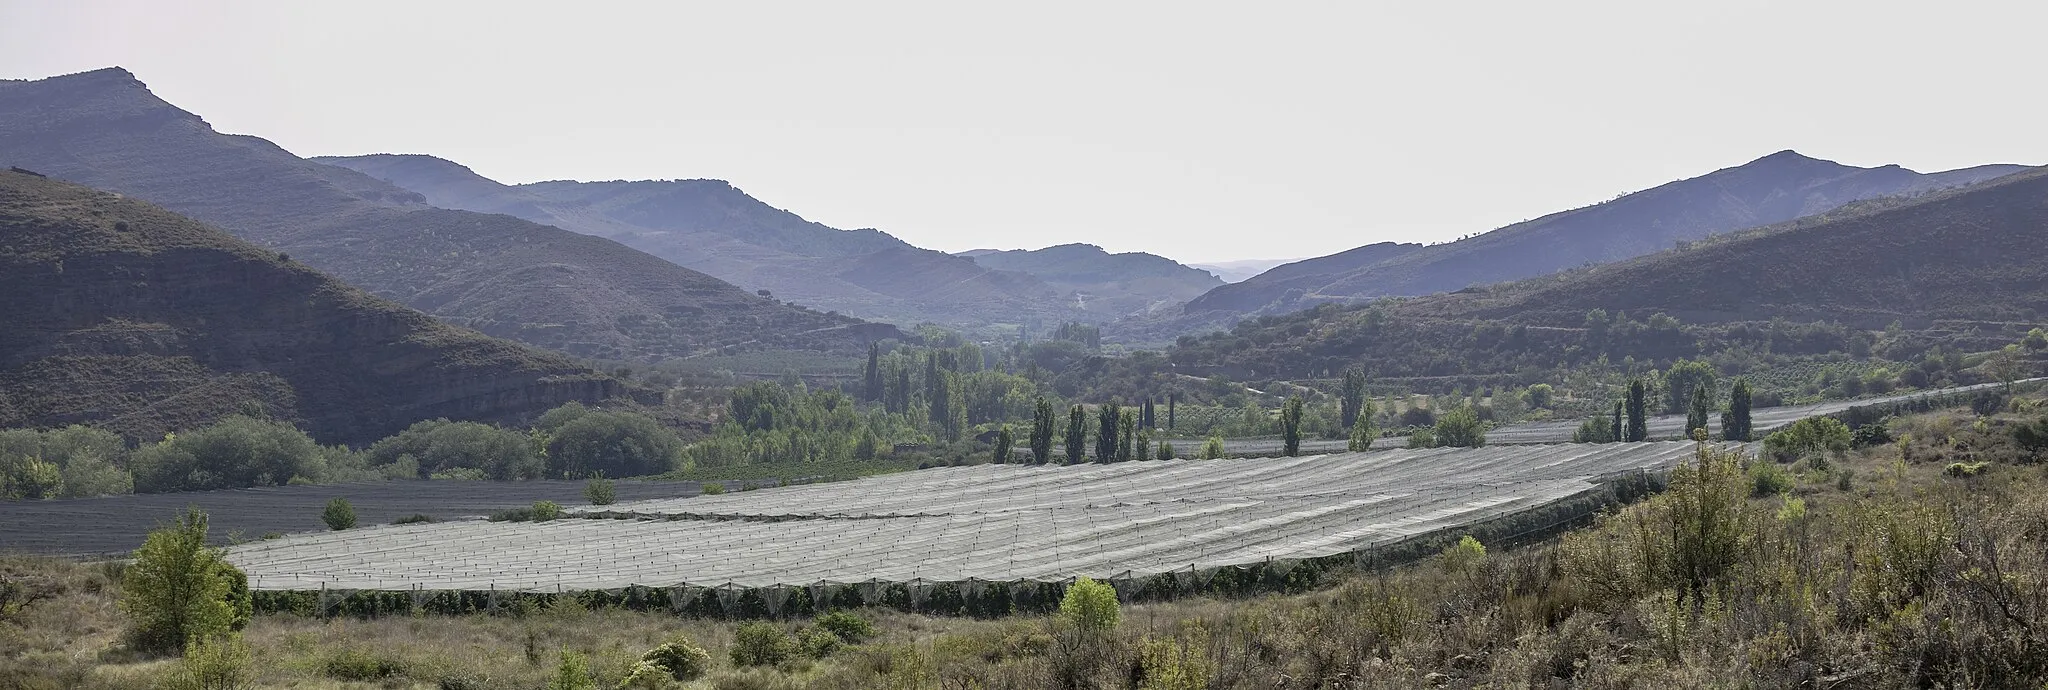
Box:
[227,442,1720,592]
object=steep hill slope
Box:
[1185,151,2029,317]
[0,68,891,361]
[1184,242,1422,313]
[0,169,629,445]
[962,244,1223,316]
[1420,166,2048,326]
[1165,165,2048,380]
[313,153,1086,327]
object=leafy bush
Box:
[1432,407,1486,447]
[546,650,596,690]
[814,611,875,643]
[323,648,406,680]
[1059,577,1120,633]
[120,508,247,654]
[391,514,435,525]
[321,497,356,531]
[700,482,727,496]
[543,407,684,479]
[1749,460,1795,497]
[585,475,616,506]
[366,419,543,480]
[1156,441,1176,460]
[1407,429,1435,449]
[130,416,328,492]
[730,622,796,667]
[161,633,253,690]
[532,500,563,521]
[1763,417,1850,462]
[797,627,844,658]
[1199,436,1225,460]
[639,635,712,681]
[1440,535,1487,574]
[1945,461,1988,478]
[1137,627,1214,690]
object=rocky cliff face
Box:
[0,170,629,444]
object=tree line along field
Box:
[0,479,708,556]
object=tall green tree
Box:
[1347,397,1379,451]
[1118,410,1138,462]
[1626,379,1649,442]
[1096,402,1122,463]
[120,508,249,653]
[1167,394,1177,431]
[928,372,958,440]
[1610,400,1625,444]
[1030,397,1056,464]
[1663,359,1718,415]
[1141,399,1156,429]
[1339,369,1368,429]
[862,343,883,403]
[1281,396,1306,456]
[1065,405,1087,465]
[992,426,1013,464]
[1686,385,1711,438]
[1723,379,1754,441]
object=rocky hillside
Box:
[0,68,893,361]
[960,243,1222,317]
[313,153,1087,327]
[1185,151,2030,317]
[0,169,631,444]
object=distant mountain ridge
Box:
[0,170,629,445]
[0,67,892,362]
[313,153,1092,327]
[1163,164,2048,381]
[958,243,1223,316]
[1184,150,2031,317]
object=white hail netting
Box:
[229,441,1719,592]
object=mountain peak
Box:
[1746,149,1833,166]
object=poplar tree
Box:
[1282,396,1306,456]
[1626,379,1649,442]
[1610,401,1624,444]
[1096,401,1121,463]
[862,343,882,403]
[1030,397,1056,464]
[992,426,1014,464]
[1339,369,1367,429]
[1065,405,1087,465]
[1118,410,1138,462]
[1686,386,1711,438]
[1724,379,1754,442]
[1167,394,1177,431]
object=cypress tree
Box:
[1141,399,1156,429]
[1339,369,1367,429]
[891,366,911,415]
[1167,394,1177,430]
[862,343,882,403]
[1610,400,1624,444]
[1726,379,1754,442]
[1282,396,1306,456]
[1626,379,1649,442]
[1065,405,1087,465]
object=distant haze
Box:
[2,1,2043,263]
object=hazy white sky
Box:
[3,1,2042,263]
